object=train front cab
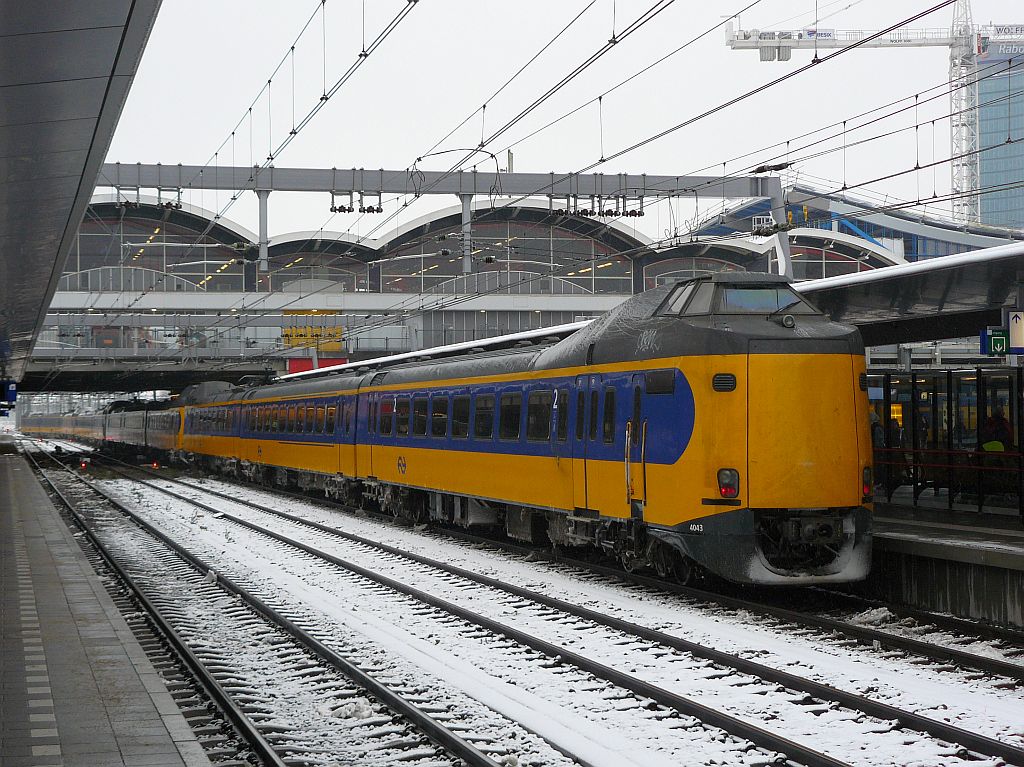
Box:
[645,344,873,585]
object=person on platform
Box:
[981,406,1013,451]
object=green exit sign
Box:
[990,329,1009,354]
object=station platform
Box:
[0,438,211,767]
[869,501,1024,629]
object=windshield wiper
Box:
[768,298,802,318]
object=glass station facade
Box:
[977,43,1024,228]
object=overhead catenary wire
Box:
[181,150,1024,366]
[82,166,1024,375]
[114,52,1015,352]
[137,0,681,360]
[110,0,421,315]
[271,128,1024,357]
[123,1,991,367]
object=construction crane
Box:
[726,0,981,223]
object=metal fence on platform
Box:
[868,369,1024,518]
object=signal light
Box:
[717,468,740,498]
[151,460,160,470]
[862,467,872,497]
[79,458,90,471]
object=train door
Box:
[365,392,378,479]
[627,374,648,518]
[572,375,592,511]
[550,385,574,508]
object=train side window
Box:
[369,401,377,434]
[603,387,616,443]
[576,391,586,440]
[557,388,569,441]
[395,398,410,436]
[315,406,326,434]
[527,391,553,441]
[682,282,714,315]
[278,406,287,433]
[412,397,428,436]
[269,407,278,433]
[658,283,695,315]
[589,391,599,441]
[305,406,316,433]
[431,397,449,437]
[326,406,337,434]
[380,400,394,435]
[452,396,470,438]
[499,392,522,441]
[474,395,495,439]
[288,406,297,433]
[248,407,256,432]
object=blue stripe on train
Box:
[183,370,696,466]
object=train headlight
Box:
[862,467,872,498]
[717,468,740,498]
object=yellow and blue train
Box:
[23,273,873,585]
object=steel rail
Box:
[78,445,1024,673]
[35,438,1024,650]
[34,454,501,767]
[23,450,288,767]
[104,465,1024,767]
[124,451,1024,680]
[127,480,851,767]
[197,462,1024,653]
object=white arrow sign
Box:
[1010,311,1024,353]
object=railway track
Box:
[93,445,1024,683]
[24,449,285,767]
[26,449,537,767]
[73,454,1024,766]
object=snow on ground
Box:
[99,477,1024,766]
[182,480,1024,737]
[62,477,580,767]
[99,479,768,766]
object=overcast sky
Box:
[103,0,1021,243]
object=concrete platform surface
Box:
[1,443,212,767]
[874,502,1024,571]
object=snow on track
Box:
[101,479,749,767]
[102,477,1021,766]
[181,478,1024,747]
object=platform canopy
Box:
[798,240,1024,345]
[0,1,161,382]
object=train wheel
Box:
[673,554,695,586]
[620,550,643,574]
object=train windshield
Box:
[716,286,817,315]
